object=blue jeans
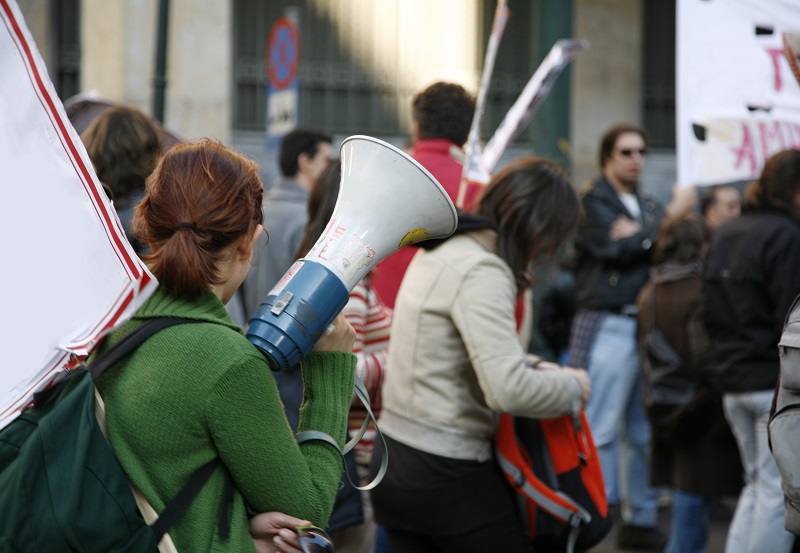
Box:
[374,525,389,553]
[723,390,794,553]
[585,314,659,527]
[665,490,708,553]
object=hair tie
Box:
[175,222,197,231]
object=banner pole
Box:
[456,0,509,208]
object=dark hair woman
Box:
[94,139,357,553]
[742,148,800,222]
[81,105,165,253]
[369,156,591,553]
[294,160,342,259]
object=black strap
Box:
[218,469,236,539]
[150,459,231,542]
[89,317,192,380]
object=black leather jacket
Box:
[573,177,666,310]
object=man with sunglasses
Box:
[567,123,696,550]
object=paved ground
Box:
[590,500,732,553]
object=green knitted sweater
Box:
[95,287,356,552]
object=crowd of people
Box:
[79,79,800,553]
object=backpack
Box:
[0,317,231,552]
[638,284,716,446]
[495,410,612,553]
[769,293,800,535]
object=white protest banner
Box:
[457,0,509,204]
[481,39,588,174]
[0,0,156,430]
[677,0,800,186]
[724,0,800,32]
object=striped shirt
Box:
[344,278,392,465]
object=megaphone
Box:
[247,135,458,370]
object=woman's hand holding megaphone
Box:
[312,312,356,354]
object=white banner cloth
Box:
[0,0,156,430]
[677,0,800,186]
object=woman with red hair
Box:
[95,139,356,553]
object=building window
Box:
[52,0,80,100]
[642,0,676,148]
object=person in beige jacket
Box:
[369,157,591,553]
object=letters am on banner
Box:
[677,0,800,186]
[0,0,156,430]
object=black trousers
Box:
[385,510,531,553]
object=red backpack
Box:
[495,409,611,553]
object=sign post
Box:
[266,11,300,146]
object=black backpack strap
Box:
[218,468,236,539]
[89,317,193,380]
[150,459,235,542]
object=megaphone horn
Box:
[247,135,458,370]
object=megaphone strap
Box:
[296,374,388,491]
[343,376,372,452]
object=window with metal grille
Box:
[52,0,80,100]
[642,0,676,148]
[232,0,535,140]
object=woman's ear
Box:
[240,224,263,261]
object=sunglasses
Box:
[295,526,335,553]
[618,147,648,157]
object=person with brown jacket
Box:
[636,213,742,553]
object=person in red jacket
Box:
[371,82,483,308]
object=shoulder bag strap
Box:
[648,283,657,333]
